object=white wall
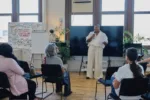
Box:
[27,0,66,68]
[46,0,65,30]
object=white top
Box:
[86,31,108,48]
[114,64,144,99]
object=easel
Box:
[79,56,84,75]
[30,53,44,67]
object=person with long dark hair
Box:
[110,47,144,99]
[0,43,40,100]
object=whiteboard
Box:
[31,32,49,54]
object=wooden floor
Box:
[35,72,111,100]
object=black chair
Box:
[0,72,28,100]
[19,60,42,86]
[0,72,11,99]
[95,66,119,100]
[108,78,149,100]
[41,64,64,100]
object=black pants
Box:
[11,79,36,100]
[56,72,72,96]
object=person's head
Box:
[45,43,57,57]
[0,43,19,63]
[125,47,143,78]
[0,43,13,57]
[126,47,138,63]
[94,24,100,33]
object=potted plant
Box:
[57,40,70,64]
[123,31,148,55]
[54,26,70,42]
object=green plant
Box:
[54,26,70,42]
[57,41,70,64]
[123,31,149,55]
[123,31,133,44]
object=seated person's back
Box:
[44,43,72,96]
[111,47,144,99]
[46,56,63,67]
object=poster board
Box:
[8,22,46,61]
[31,31,49,54]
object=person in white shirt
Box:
[86,25,108,79]
[111,47,144,99]
[138,57,150,67]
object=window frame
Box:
[133,0,150,46]
[71,13,93,26]
[0,0,42,42]
[12,0,42,22]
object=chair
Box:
[41,64,64,100]
[19,60,42,86]
[0,72,28,100]
[108,78,149,100]
[95,66,119,100]
[0,72,11,99]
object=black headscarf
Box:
[0,43,19,64]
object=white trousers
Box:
[86,46,103,79]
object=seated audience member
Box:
[44,43,72,96]
[110,47,144,99]
[138,57,150,67]
[0,43,40,100]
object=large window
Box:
[0,16,11,42]
[101,0,125,26]
[19,0,39,22]
[102,15,124,26]
[102,0,125,11]
[134,0,150,45]
[134,0,150,12]
[71,15,93,26]
[0,0,42,42]
[0,0,12,42]
[0,0,12,13]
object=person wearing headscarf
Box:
[0,43,40,100]
[44,43,72,96]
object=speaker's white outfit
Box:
[86,31,108,79]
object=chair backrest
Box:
[19,60,30,73]
[119,78,149,96]
[105,67,119,80]
[0,72,10,88]
[41,64,63,77]
[139,62,148,72]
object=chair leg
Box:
[36,78,38,87]
[42,78,44,99]
[52,83,54,93]
[95,81,98,99]
[61,85,63,100]
[105,86,106,100]
[45,82,47,92]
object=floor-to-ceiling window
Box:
[0,0,42,42]
[134,0,150,45]
[101,0,125,26]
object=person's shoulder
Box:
[53,56,62,61]
[101,31,107,36]
[118,64,130,71]
[4,58,17,65]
